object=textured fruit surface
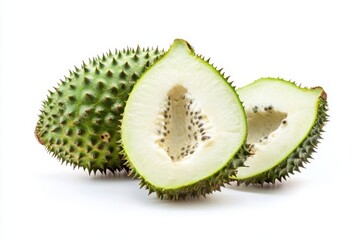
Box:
[121,39,248,200]
[234,78,328,185]
[36,47,164,173]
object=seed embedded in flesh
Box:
[155,89,214,163]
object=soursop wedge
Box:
[234,78,328,185]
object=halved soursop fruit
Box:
[121,39,248,200]
[234,78,328,185]
[36,47,164,174]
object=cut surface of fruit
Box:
[35,47,164,173]
[121,39,247,199]
[235,78,328,184]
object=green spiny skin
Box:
[234,78,329,185]
[36,47,164,174]
[121,39,249,200]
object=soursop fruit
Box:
[36,47,164,173]
[121,39,249,199]
[233,78,328,185]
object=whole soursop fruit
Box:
[36,47,164,174]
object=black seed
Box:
[160,139,165,143]
[190,150,194,154]
[194,136,197,140]
[181,153,184,156]
[198,123,203,128]
[259,139,262,142]
[201,136,207,141]
[186,111,188,115]
[198,116,203,120]
[196,121,199,125]
[187,145,190,148]
[282,120,287,124]
[195,111,199,115]
[190,112,193,115]
[163,133,167,136]
[190,100,193,104]
[264,107,268,111]
[164,114,168,118]
[164,126,167,130]
[200,128,204,133]
[181,147,185,150]
[167,130,170,134]
[264,136,268,139]
[188,126,191,130]
[182,95,185,100]
[171,156,174,160]
[201,132,206,136]
[268,105,273,111]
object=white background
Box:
[1,0,359,239]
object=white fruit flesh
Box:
[122,40,246,189]
[236,79,323,179]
